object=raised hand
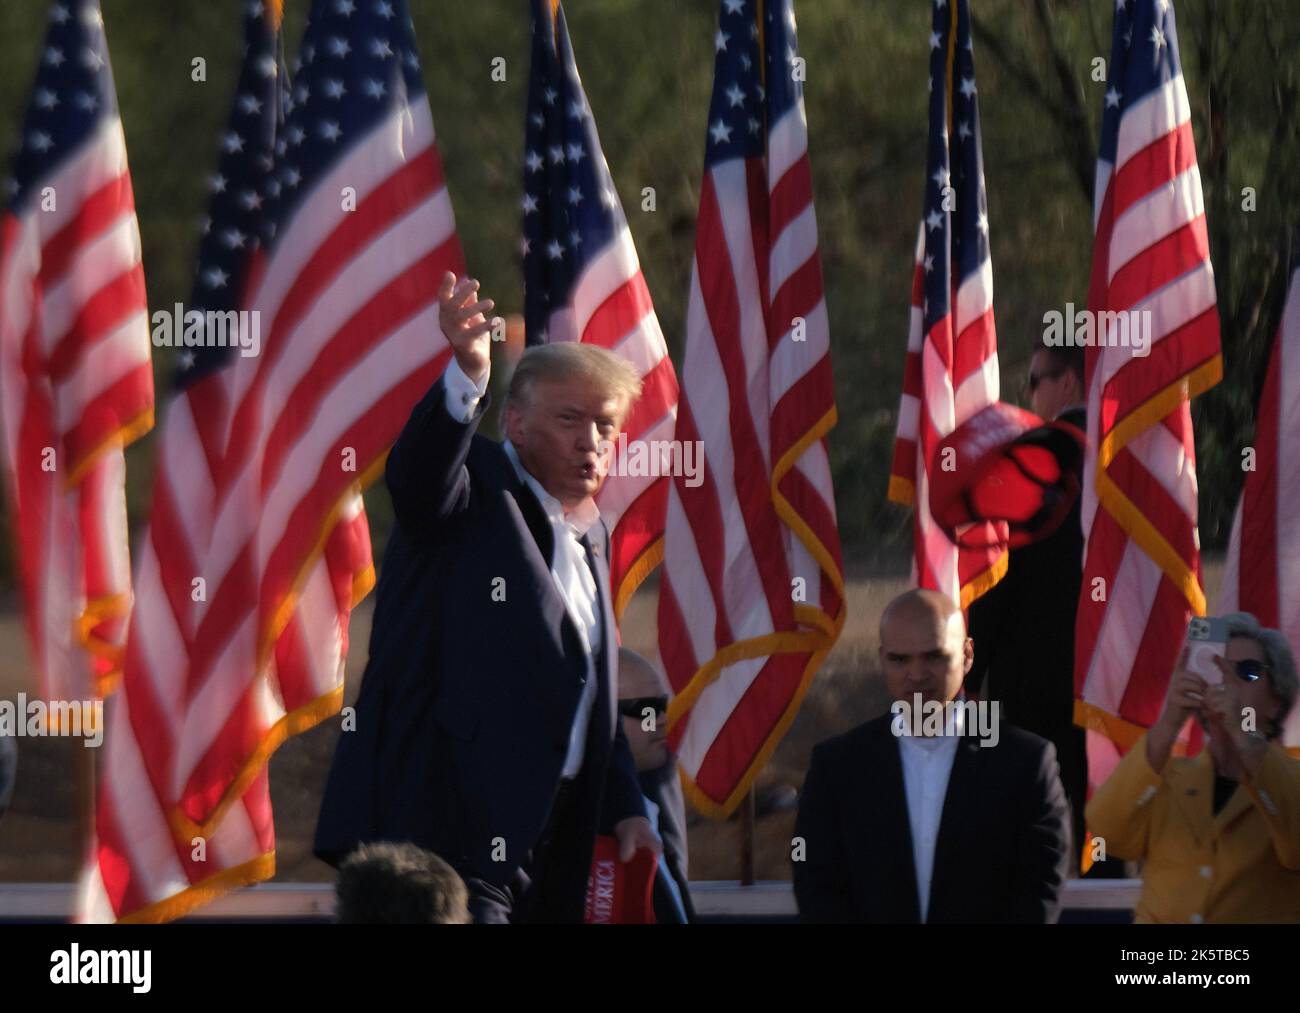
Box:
[1145,647,1208,773]
[1201,666,1269,776]
[1158,648,1209,729]
[438,271,496,383]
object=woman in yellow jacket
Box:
[1086,613,1300,923]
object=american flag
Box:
[0,0,153,707]
[523,0,679,618]
[657,0,844,819]
[887,0,1005,609]
[1074,0,1222,805]
[80,0,464,922]
[1218,238,1300,752]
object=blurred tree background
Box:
[0,0,1297,584]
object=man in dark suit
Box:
[617,648,694,923]
[314,272,659,923]
[966,343,1088,866]
[793,589,1070,923]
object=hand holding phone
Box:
[1185,616,1230,686]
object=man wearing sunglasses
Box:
[1086,613,1300,922]
[617,648,694,923]
[1025,345,1086,425]
[965,343,1091,869]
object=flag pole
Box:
[78,707,97,871]
[739,786,755,885]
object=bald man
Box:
[618,649,694,923]
[792,589,1071,923]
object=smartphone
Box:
[1185,615,1230,686]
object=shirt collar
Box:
[902,728,962,754]
[503,439,600,538]
[898,694,968,751]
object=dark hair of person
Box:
[335,841,470,924]
[1038,343,1085,386]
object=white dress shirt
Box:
[896,708,962,922]
[442,357,602,780]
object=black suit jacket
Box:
[966,405,1087,854]
[966,405,1085,732]
[792,714,1070,923]
[313,375,644,917]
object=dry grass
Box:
[0,558,1225,885]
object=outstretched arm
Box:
[385,273,496,539]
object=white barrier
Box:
[0,879,1141,920]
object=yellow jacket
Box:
[1085,732,1300,923]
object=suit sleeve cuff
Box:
[443,356,490,423]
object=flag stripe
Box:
[1076,1,1222,832]
[83,1,462,920]
[661,0,843,818]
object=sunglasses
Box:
[1026,367,1066,393]
[618,695,669,718]
[1232,658,1270,683]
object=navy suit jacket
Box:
[314,375,644,904]
[792,714,1070,923]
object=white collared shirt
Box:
[896,707,962,922]
[443,357,602,779]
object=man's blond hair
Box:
[506,342,643,415]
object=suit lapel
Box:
[499,442,615,722]
[1211,764,1254,838]
[867,726,922,922]
[1168,750,1212,846]
[582,524,618,735]
[497,453,588,686]
[507,461,555,567]
[1213,785,1253,836]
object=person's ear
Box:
[963,636,974,674]
[504,401,525,446]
